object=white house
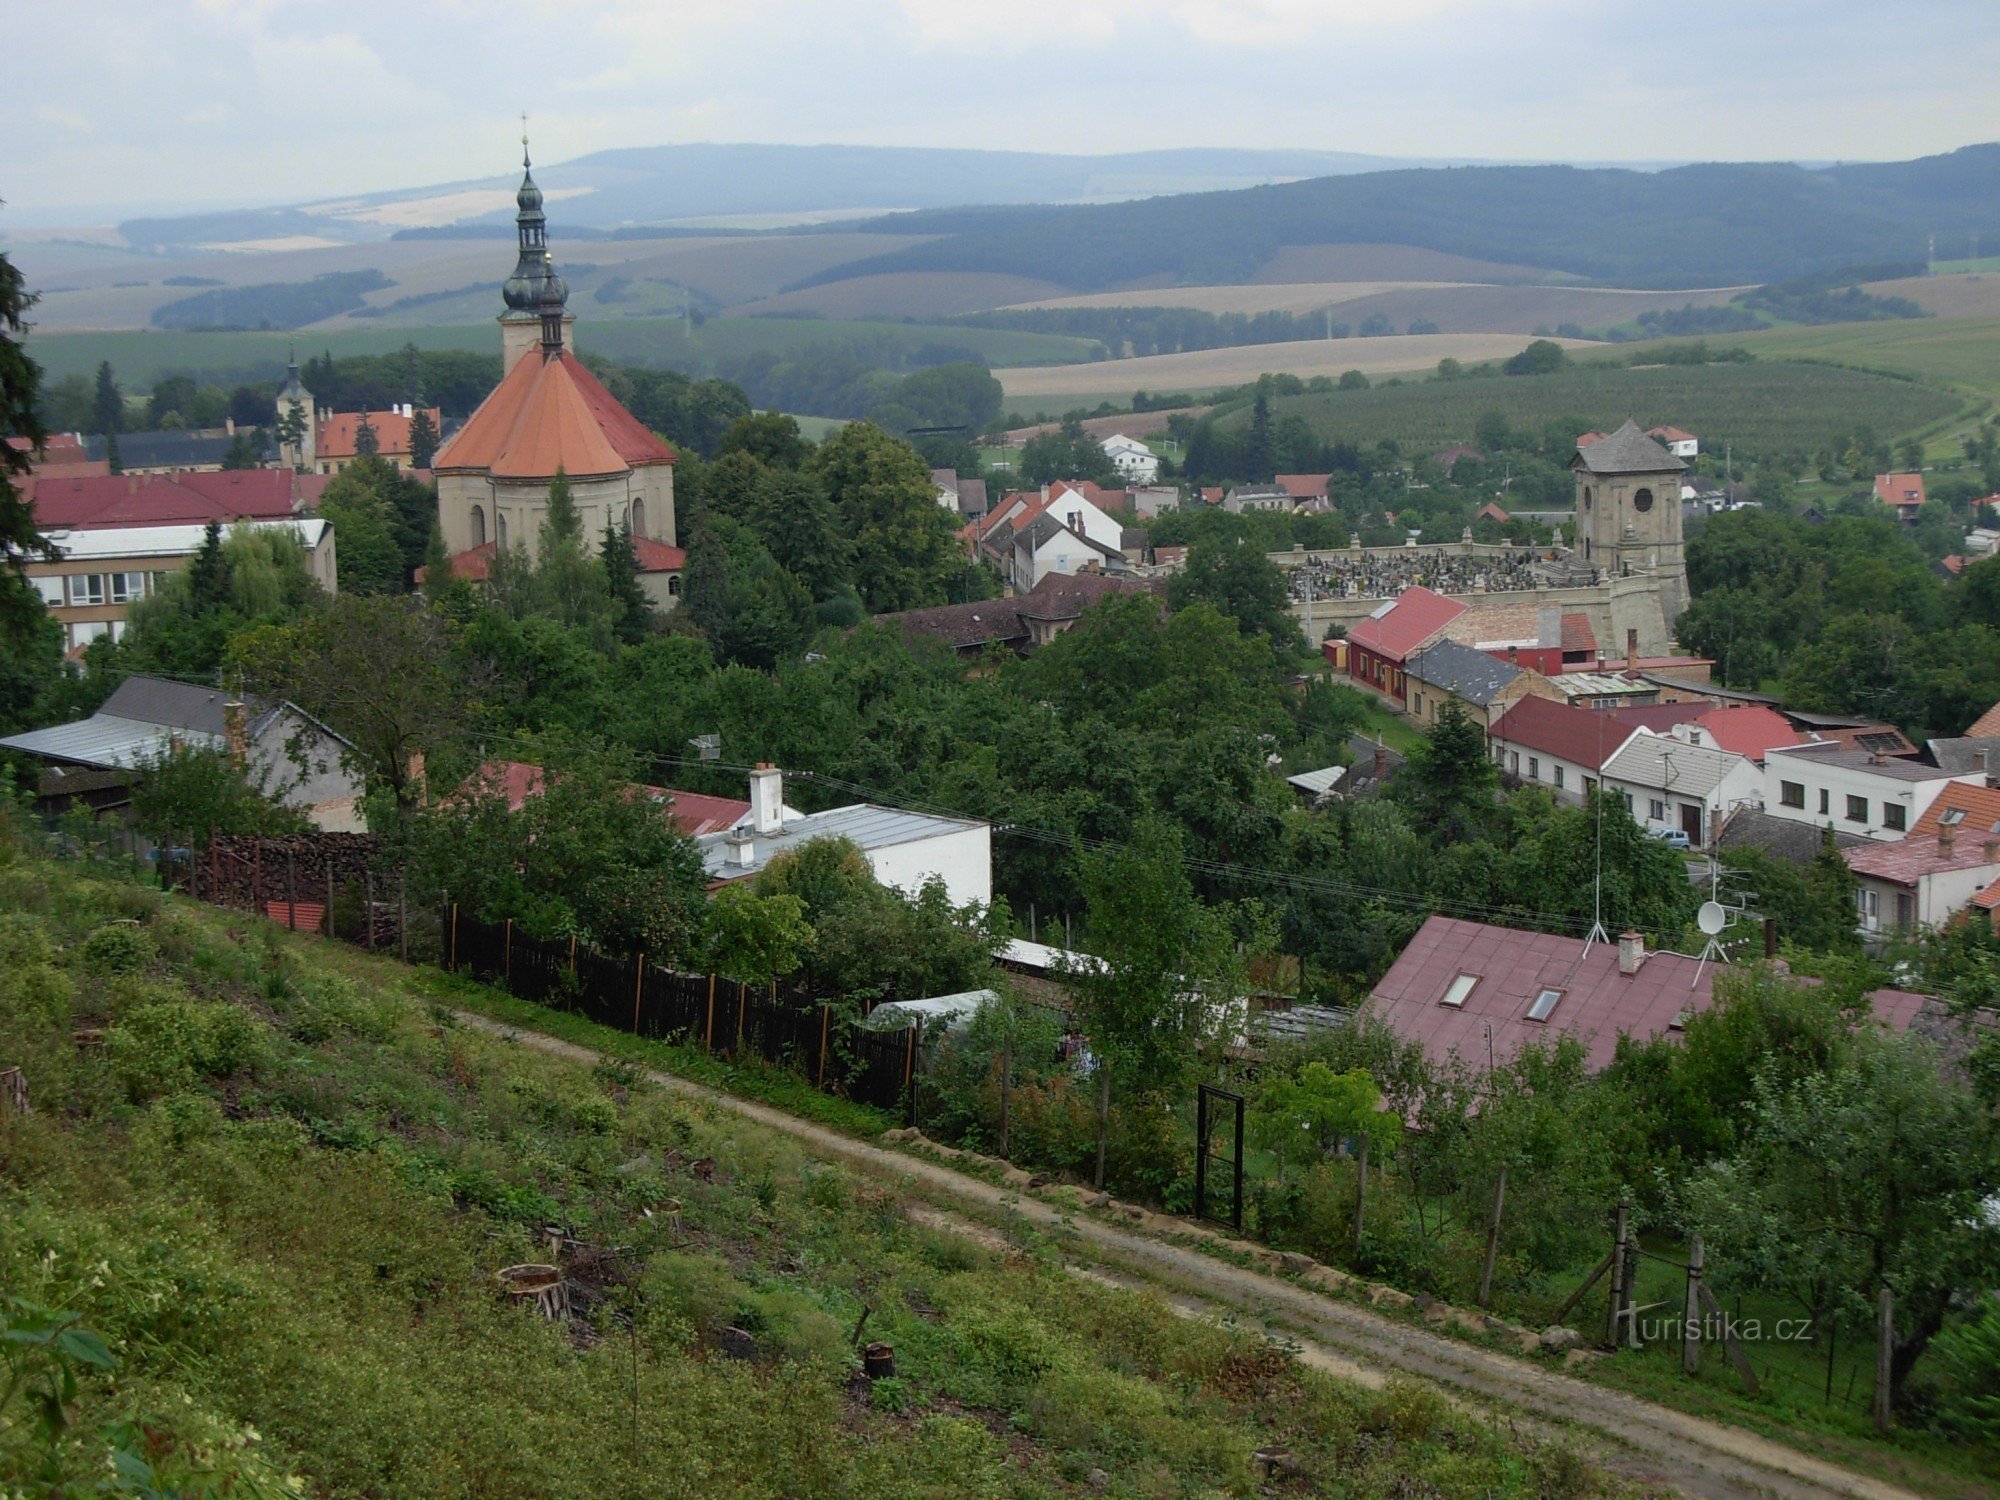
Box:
[1009,514,1128,590]
[1647,426,1699,460]
[1099,435,1159,484]
[1762,743,1983,843]
[696,765,993,910]
[1599,729,1763,847]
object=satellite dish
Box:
[1697,901,1727,937]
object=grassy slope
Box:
[0,852,1621,1499]
[25,318,1102,388]
[1241,359,1964,458]
[1629,317,2000,402]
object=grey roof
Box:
[1404,636,1524,707]
[1716,807,1867,866]
[85,431,238,469]
[956,478,989,516]
[698,803,985,882]
[1340,734,1404,798]
[1926,736,2000,776]
[1601,731,1753,798]
[1227,484,1291,501]
[1286,765,1347,797]
[1018,513,1122,562]
[1768,742,1970,782]
[1572,419,1686,476]
[98,676,270,738]
[0,715,224,771]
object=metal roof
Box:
[1404,636,1523,706]
[1601,730,1754,799]
[698,802,985,882]
[1767,742,1972,783]
[45,518,328,562]
[1286,765,1347,797]
[0,715,222,771]
[1571,419,1686,476]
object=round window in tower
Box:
[1633,487,1654,513]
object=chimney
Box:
[223,699,248,766]
[724,826,757,868]
[1374,746,1389,779]
[749,763,784,836]
[1939,823,1956,856]
[1508,643,1519,665]
[1617,930,1645,976]
[1979,747,1992,784]
[1625,628,1639,673]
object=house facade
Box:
[1598,729,1762,846]
[1762,743,1982,842]
[1344,585,1466,704]
[1401,636,1559,730]
[1099,435,1159,484]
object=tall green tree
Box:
[1392,702,1498,844]
[407,408,439,470]
[1165,536,1300,660]
[315,465,404,595]
[600,519,652,645]
[0,249,52,658]
[91,360,122,434]
[815,421,963,613]
[528,469,616,646]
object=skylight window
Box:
[1941,809,1966,825]
[1440,974,1478,1008]
[1526,988,1563,1022]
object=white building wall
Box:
[863,824,993,910]
[1763,754,1982,842]
[1600,756,1763,845]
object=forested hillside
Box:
[806,146,2000,292]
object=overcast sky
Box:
[10,0,2000,221]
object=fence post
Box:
[1683,1234,1704,1375]
[505,918,513,981]
[450,904,459,969]
[1353,1132,1369,1256]
[1607,1196,1631,1350]
[818,1004,830,1087]
[704,976,716,1052]
[632,952,644,1033]
[1477,1164,1507,1308]
[1874,1286,1894,1432]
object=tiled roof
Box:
[467,760,750,837]
[883,572,1157,650]
[1648,425,1696,443]
[1873,472,1927,509]
[1346,585,1466,662]
[630,536,687,573]
[27,470,323,530]
[1815,724,1918,758]
[1968,702,2000,738]
[1974,875,2000,911]
[1843,832,2000,887]
[1693,706,1804,763]
[1715,807,1868,865]
[1475,501,1509,521]
[1488,697,1650,771]
[415,542,498,584]
[1274,473,1331,499]
[1911,781,2000,838]
[433,350,674,479]
[1367,915,1924,1074]
[1927,735,2000,777]
[318,408,441,460]
[1573,419,1685,476]
[1561,613,1596,653]
[1405,637,1524,706]
[1602,730,1753,798]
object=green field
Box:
[1633,316,2000,402]
[25,317,1102,388]
[1244,358,1965,458]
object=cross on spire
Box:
[521,112,530,169]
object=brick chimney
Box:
[1374,745,1389,779]
[1617,930,1646,976]
[1939,823,1957,857]
[749,764,784,837]
[1625,628,1639,673]
[1508,644,1519,665]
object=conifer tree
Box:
[408,407,438,469]
[91,360,122,435]
[601,518,652,644]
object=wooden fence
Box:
[447,911,916,1117]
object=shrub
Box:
[1365,1376,1452,1445]
[1930,1299,2000,1440]
[81,923,157,976]
[106,1000,274,1100]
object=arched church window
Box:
[1633,487,1654,513]
[469,505,487,547]
[631,496,647,535]
[667,575,681,596]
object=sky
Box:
[10,0,2000,221]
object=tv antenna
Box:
[688,733,721,762]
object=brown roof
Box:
[1843,832,2000,888]
[1347,586,1466,662]
[1911,781,2000,839]
[318,408,441,460]
[1274,473,1332,500]
[1488,697,1706,771]
[433,351,675,479]
[27,469,326,530]
[882,572,1158,651]
[1967,702,2000,738]
[1873,472,1927,509]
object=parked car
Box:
[1646,824,1692,850]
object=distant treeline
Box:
[952,305,1436,355]
[151,271,393,331]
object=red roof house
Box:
[317,406,442,467]
[1688,706,1805,764]
[1874,472,1927,513]
[1366,915,1929,1074]
[1274,473,1332,502]
[464,760,751,837]
[26,470,327,531]
[1344,586,1467,702]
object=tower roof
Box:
[276,349,310,401]
[433,349,675,480]
[1572,418,1686,476]
[502,135,550,316]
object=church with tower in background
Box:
[425,139,685,607]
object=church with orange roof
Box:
[431,143,683,605]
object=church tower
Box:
[499,134,572,372]
[1572,418,1688,623]
[275,349,315,470]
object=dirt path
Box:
[455,1010,1927,1500]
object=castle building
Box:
[428,142,682,606]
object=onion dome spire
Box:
[538,251,570,357]
[502,118,549,314]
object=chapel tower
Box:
[1571,419,1688,624]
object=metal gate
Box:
[1194,1084,1245,1232]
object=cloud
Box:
[892,0,1569,49]
[36,106,92,133]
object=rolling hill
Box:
[799,145,2000,293]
